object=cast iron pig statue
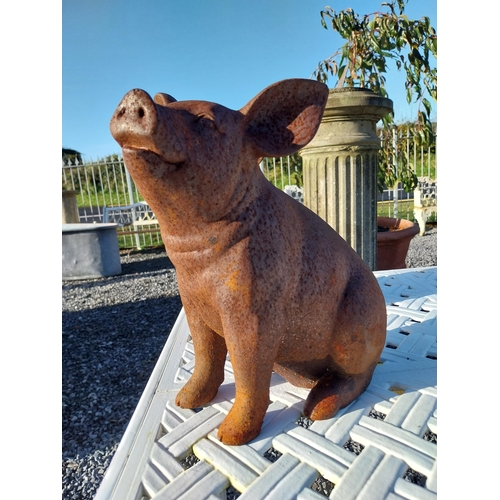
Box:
[110,79,386,446]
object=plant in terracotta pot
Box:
[312,0,437,269]
[376,217,420,270]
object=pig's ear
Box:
[240,79,328,157]
[154,93,177,105]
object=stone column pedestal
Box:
[62,190,80,223]
[300,88,392,270]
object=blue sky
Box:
[63,0,437,160]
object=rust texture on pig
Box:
[110,79,387,446]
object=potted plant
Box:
[377,217,420,270]
[313,0,437,269]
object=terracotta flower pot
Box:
[377,217,420,271]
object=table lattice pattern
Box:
[95,267,437,500]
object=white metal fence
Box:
[62,155,163,249]
[62,132,436,249]
[376,129,437,221]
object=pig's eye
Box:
[196,115,216,130]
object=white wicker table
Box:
[95,267,437,500]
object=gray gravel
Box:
[62,249,182,499]
[405,226,437,268]
[62,227,436,500]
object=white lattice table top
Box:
[95,267,437,500]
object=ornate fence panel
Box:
[376,130,437,223]
[262,130,437,224]
[62,156,162,249]
[62,132,436,249]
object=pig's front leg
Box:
[175,310,227,409]
[217,320,281,446]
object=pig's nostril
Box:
[117,107,126,117]
[138,107,145,118]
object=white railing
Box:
[260,131,437,222]
[62,132,436,248]
[376,129,437,222]
[62,156,162,249]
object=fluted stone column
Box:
[300,88,393,270]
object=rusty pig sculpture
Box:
[110,79,387,446]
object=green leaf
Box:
[406,87,412,104]
[422,98,432,118]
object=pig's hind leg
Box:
[302,362,378,420]
[175,314,227,409]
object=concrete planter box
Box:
[62,223,122,280]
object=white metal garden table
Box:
[95,266,437,500]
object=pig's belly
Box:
[272,359,333,389]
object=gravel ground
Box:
[405,226,438,268]
[62,227,436,500]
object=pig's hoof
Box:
[217,410,262,446]
[303,371,373,420]
[175,380,219,409]
[303,394,341,420]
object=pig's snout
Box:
[110,89,158,148]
